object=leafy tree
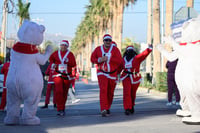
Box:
[17,0,31,27]
[121,37,140,55]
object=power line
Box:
[0,11,148,14]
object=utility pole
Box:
[1,0,8,62]
[161,0,164,72]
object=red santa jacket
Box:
[91,44,122,80]
[120,47,152,84]
[45,63,55,84]
[1,62,10,87]
[49,50,76,80]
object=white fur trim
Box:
[148,47,153,50]
[48,82,54,84]
[103,36,112,40]
[97,72,116,80]
[60,41,69,46]
[126,47,134,50]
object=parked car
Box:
[0,64,4,94]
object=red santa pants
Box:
[54,77,71,111]
[98,75,116,111]
[0,88,6,110]
[122,77,140,110]
[45,84,56,105]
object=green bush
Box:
[140,73,154,90]
[155,72,167,92]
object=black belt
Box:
[124,71,138,74]
[99,69,116,74]
[56,70,72,76]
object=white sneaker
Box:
[176,109,191,117]
[166,102,172,106]
[182,117,200,125]
[72,99,80,104]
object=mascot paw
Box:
[20,116,40,125]
[176,109,191,117]
[164,36,174,44]
[46,45,53,53]
[156,44,165,52]
[182,117,200,125]
[4,116,20,126]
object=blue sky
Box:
[0,0,200,43]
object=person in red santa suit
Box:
[120,44,152,115]
[91,34,123,117]
[0,57,10,111]
[41,63,56,109]
[49,40,76,116]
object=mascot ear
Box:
[17,19,29,42]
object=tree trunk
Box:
[187,0,193,7]
[114,0,123,51]
[152,0,161,83]
[112,0,118,46]
[163,0,173,72]
[146,0,152,75]
[117,1,123,51]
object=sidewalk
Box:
[0,81,200,133]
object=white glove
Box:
[45,45,53,53]
[156,44,165,52]
[164,36,179,48]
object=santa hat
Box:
[103,34,112,40]
[126,46,135,51]
[60,40,69,46]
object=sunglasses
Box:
[60,44,67,46]
[104,39,112,42]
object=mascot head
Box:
[17,20,45,45]
[171,15,200,44]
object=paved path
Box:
[0,81,200,133]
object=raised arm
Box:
[36,45,53,65]
[137,45,153,62]
[157,44,178,62]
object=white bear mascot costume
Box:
[157,15,200,125]
[4,20,52,125]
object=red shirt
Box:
[49,50,76,79]
[91,44,122,79]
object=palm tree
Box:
[112,0,137,51]
[187,0,193,7]
[17,0,31,27]
[152,0,161,82]
[163,0,173,72]
[146,0,153,75]
[71,0,138,71]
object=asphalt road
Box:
[0,81,200,133]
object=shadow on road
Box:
[0,81,186,133]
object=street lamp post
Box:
[0,0,8,63]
